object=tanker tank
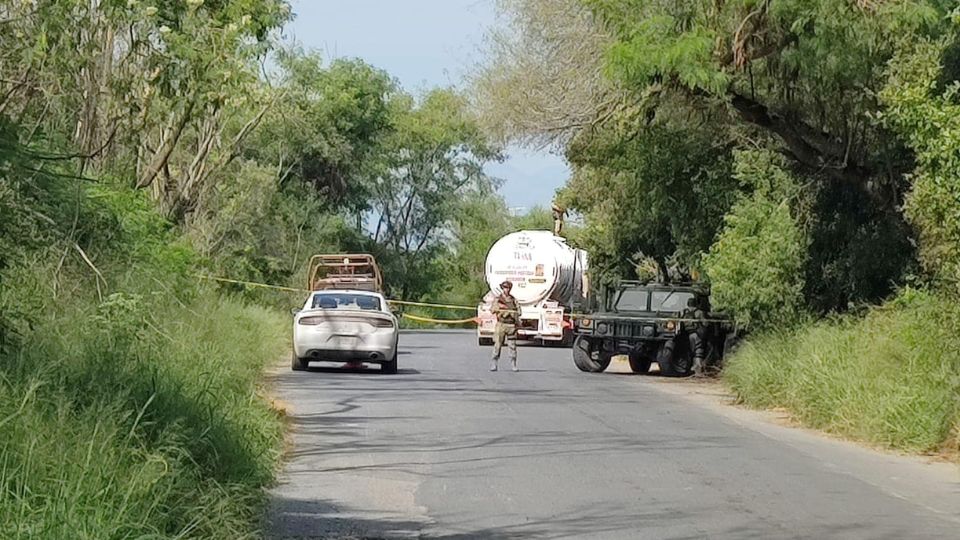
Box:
[477,230,588,345]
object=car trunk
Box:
[302,310,393,334]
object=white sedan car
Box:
[291,290,399,373]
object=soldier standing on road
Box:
[491,280,519,372]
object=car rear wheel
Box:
[291,352,307,372]
[573,336,611,373]
[628,352,652,374]
[381,351,398,374]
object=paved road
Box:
[266,331,960,539]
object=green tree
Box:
[584,0,940,308]
[880,14,960,293]
[472,0,623,149]
[560,124,737,283]
[442,192,513,303]
[475,0,936,311]
[247,52,397,214]
[0,0,291,223]
[370,89,502,299]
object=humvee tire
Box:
[573,336,612,373]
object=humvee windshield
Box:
[614,288,697,312]
[615,289,649,311]
[651,290,695,312]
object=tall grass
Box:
[725,287,960,455]
[0,276,286,539]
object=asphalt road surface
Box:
[266,330,960,539]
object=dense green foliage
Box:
[0,148,285,537]
[0,286,285,538]
[703,150,807,331]
[563,124,736,283]
[477,0,948,312]
[880,28,960,293]
[725,287,960,454]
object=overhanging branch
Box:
[728,92,872,183]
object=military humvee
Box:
[571,281,734,377]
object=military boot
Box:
[490,359,498,371]
[692,355,705,377]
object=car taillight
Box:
[298,316,323,325]
[373,319,395,328]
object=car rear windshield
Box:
[650,291,695,312]
[312,293,381,311]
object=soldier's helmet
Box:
[500,280,513,291]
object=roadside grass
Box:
[725,288,960,456]
[0,276,287,539]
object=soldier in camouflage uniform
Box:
[551,202,566,236]
[491,281,519,372]
[685,296,707,375]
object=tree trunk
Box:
[136,99,196,193]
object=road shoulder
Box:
[635,369,960,525]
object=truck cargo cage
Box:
[307,254,383,293]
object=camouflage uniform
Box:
[551,203,566,236]
[491,293,519,371]
[685,298,707,374]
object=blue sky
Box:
[283,0,571,210]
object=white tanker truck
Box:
[477,230,589,346]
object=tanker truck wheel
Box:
[573,336,611,373]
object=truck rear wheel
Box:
[628,352,652,374]
[657,339,692,377]
[573,336,611,373]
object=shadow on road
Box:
[266,494,896,540]
[297,365,422,376]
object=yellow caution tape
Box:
[401,313,479,325]
[388,299,477,311]
[194,274,731,325]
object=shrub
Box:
[0,279,286,539]
[726,287,960,454]
[703,150,807,331]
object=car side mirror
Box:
[290,308,300,316]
